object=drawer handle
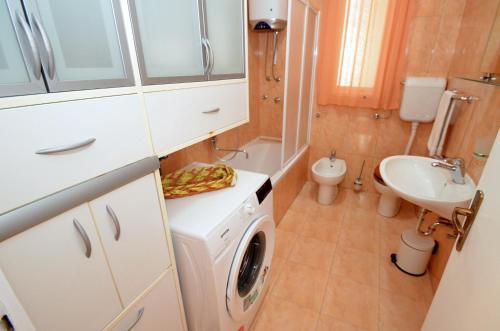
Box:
[202,108,220,114]
[127,307,145,331]
[73,219,92,258]
[36,137,96,155]
[106,204,121,241]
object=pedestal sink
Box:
[379,155,476,220]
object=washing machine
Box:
[165,165,275,331]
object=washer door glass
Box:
[237,231,266,297]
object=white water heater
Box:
[249,0,288,31]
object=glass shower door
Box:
[282,0,306,167]
[297,8,318,150]
[1,0,46,97]
[22,0,134,92]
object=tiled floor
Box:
[251,182,434,331]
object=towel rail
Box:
[451,91,479,103]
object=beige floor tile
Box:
[272,261,329,312]
[252,295,319,331]
[322,276,379,331]
[331,246,379,288]
[338,223,380,255]
[379,289,429,331]
[302,218,342,243]
[311,189,351,220]
[274,229,298,259]
[343,208,381,234]
[268,256,286,291]
[289,236,336,271]
[379,231,401,259]
[279,209,307,233]
[290,195,316,215]
[379,258,434,304]
[299,181,318,200]
[348,191,379,211]
[316,314,368,331]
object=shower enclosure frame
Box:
[280,0,321,169]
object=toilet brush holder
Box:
[353,160,365,192]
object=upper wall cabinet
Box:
[129,0,245,85]
[0,0,134,98]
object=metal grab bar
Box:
[35,137,96,154]
[451,94,479,103]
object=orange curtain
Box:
[316,0,414,109]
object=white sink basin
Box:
[380,155,476,220]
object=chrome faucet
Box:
[330,150,337,162]
[431,157,465,184]
[211,137,249,159]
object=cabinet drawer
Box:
[90,174,171,307]
[108,270,184,331]
[145,82,248,155]
[0,95,152,214]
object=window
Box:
[317,0,413,109]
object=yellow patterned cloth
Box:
[162,164,237,199]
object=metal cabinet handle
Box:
[202,108,220,114]
[201,39,210,75]
[206,38,215,74]
[127,307,144,331]
[31,14,55,79]
[15,11,42,79]
[73,219,92,258]
[105,205,121,241]
[35,137,96,155]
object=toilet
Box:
[312,157,347,205]
[373,164,401,217]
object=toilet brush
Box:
[353,160,365,192]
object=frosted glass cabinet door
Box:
[204,0,245,79]
[130,0,206,84]
[1,0,46,97]
[22,0,133,92]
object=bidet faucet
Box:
[431,157,465,184]
[330,150,337,162]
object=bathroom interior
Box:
[0,0,499,330]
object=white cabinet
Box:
[129,0,206,84]
[0,0,46,97]
[89,174,171,306]
[204,0,245,79]
[0,204,123,331]
[0,94,152,215]
[1,0,133,97]
[107,270,184,331]
[22,0,134,92]
[144,82,248,155]
[129,0,246,85]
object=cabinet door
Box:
[0,204,122,331]
[203,0,245,80]
[22,0,133,92]
[89,174,171,307]
[108,270,184,331]
[130,0,207,84]
[1,0,46,97]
